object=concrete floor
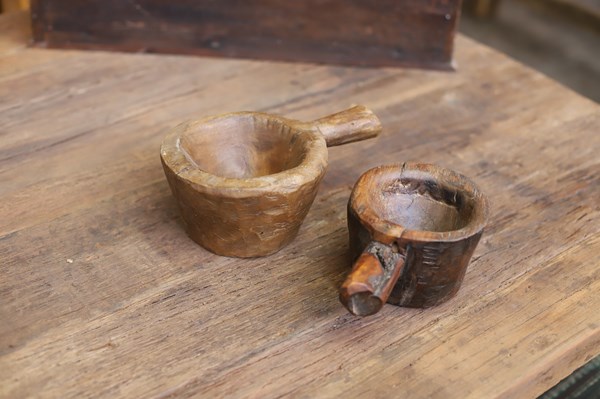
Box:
[460,0,600,103]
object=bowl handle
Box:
[312,105,382,147]
[339,241,407,316]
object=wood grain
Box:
[1,10,599,399]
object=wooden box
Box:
[30,0,462,69]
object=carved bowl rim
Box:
[349,162,490,243]
[160,111,329,198]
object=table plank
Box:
[1,10,599,399]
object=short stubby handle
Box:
[339,241,406,317]
[313,105,382,147]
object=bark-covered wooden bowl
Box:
[340,163,490,316]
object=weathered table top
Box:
[1,11,599,399]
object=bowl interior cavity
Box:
[179,114,308,179]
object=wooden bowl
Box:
[161,106,381,258]
[340,163,490,316]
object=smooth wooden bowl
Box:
[161,105,381,258]
[340,163,489,316]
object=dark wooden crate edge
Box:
[28,40,458,71]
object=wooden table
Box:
[1,11,599,398]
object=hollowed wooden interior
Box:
[371,174,477,233]
[179,114,308,179]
